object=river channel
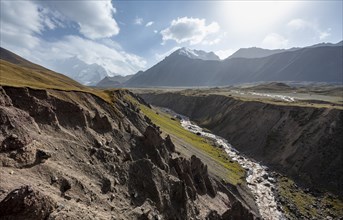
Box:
[164,108,285,220]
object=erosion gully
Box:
[163,108,285,220]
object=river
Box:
[166,109,285,220]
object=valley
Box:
[138,86,343,219]
[1,1,342,219]
[1,47,342,219]
[0,48,260,219]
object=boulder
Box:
[101,177,112,194]
[60,177,72,194]
[0,134,30,152]
[221,201,257,220]
[165,135,175,152]
[35,149,51,163]
[206,210,222,220]
[0,185,56,220]
[143,126,163,148]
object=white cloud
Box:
[287,18,331,40]
[146,21,154,27]
[262,33,289,49]
[15,36,146,76]
[202,38,220,46]
[215,49,235,60]
[319,30,331,40]
[49,36,145,75]
[44,0,119,39]
[160,17,220,45]
[134,17,144,25]
[0,0,144,77]
[287,18,307,30]
[153,30,158,34]
[0,1,44,48]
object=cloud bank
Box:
[262,33,289,49]
[287,18,331,40]
[45,1,119,39]
[161,17,220,45]
[0,0,145,76]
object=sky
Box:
[1,0,342,76]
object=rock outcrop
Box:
[0,86,257,219]
[0,185,56,220]
[129,125,221,219]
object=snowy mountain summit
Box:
[175,48,220,60]
[51,56,108,86]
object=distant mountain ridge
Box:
[227,47,286,59]
[174,47,220,60]
[227,41,343,59]
[51,56,108,86]
[125,42,343,87]
[96,74,133,88]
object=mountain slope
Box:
[127,54,219,87]
[0,47,258,220]
[214,45,343,85]
[0,47,118,103]
[125,44,343,87]
[176,47,220,60]
[227,47,285,59]
[0,47,49,70]
[0,47,88,91]
[96,74,134,88]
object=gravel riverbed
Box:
[177,114,285,220]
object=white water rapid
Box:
[171,111,285,220]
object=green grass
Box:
[126,94,245,185]
[277,177,343,219]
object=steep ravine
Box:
[0,86,258,219]
[140,92,343,197]
[176,113,284,220]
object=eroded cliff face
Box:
[0,86,257,220]
[140,92,343,196]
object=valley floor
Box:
[136,85,343,219]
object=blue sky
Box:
[1,0,342,76]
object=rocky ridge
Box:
[0,86,257,219]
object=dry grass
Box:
[0,60,115,103]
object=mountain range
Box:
[124,41,343,87]
[50,56,109,86]
[3,41,341,88]
[96,74,134,88]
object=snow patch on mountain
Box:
[176,48,220,60]
[50,56,111,85]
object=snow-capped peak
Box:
[175,47,220,60]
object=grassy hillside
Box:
[0,60,86,90]
[126,94,245,185]
[0,48,113,102]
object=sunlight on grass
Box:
[0,60,115,103]
[126,94,245,185]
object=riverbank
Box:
[176,111,285,220]
[138,90,343,219]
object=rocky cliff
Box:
[0,86,257,219]
[140,92,343,197]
